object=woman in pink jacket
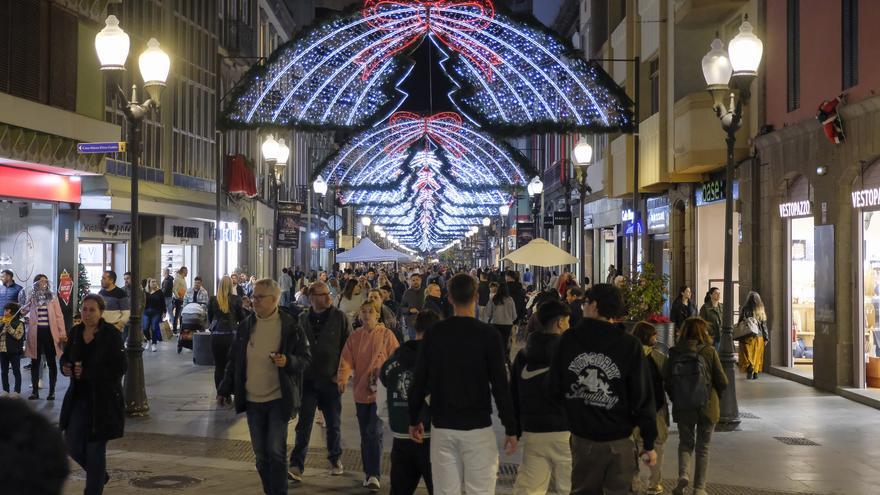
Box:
[23,274,66,400]
[337,301,399,491]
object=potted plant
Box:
[619,263,673,349]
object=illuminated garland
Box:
[220,1,633,134]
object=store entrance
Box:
[788,216,815,375]
[696,201,740,312]
[161,244,198,287]
[77,242,127,294]
[862,210,880,388]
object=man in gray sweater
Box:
[399,273,425,340]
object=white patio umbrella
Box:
[502,238,577,267]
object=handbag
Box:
[160,321,173,341]
[733,317,761,340]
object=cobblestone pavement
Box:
[19,339,879,494]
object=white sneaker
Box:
[151,343,157,352]
[364,476,380,491]
[7,392,20,399]
[329,460,343,476]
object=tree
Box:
[77,262,90,314]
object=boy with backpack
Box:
[546,284,658,494]
[664,317,728,495]
[510,299,572,494]
[380,310,439,494]
[0,302,25,395]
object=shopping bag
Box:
[733,317,761,341]
[160,321,173,341]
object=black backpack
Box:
[667,345,711,412]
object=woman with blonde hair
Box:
[208,276,245,391]
[664,318,727,495]
[738,291,769,380]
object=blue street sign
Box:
[77,142,127,154]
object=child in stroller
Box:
[178,302,208,353]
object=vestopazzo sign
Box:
[852,187,880,209]
[778,200,812,218]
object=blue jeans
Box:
[142,310,162,344]
[246,399,289,495]
[290,378,342,472]
[65,399,108,495]
[355,402,383,478]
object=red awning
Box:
[0,164,81,203]
[225,154,257,197]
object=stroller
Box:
[178,302,207,354]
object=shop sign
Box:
[583,215,594,229]
[553,210,572,226]
[603,228,616,241]
[852,186,880,209]
[325,237,335,250]
[516,222,535,248]
[213,222,242,243]
[277,202,304,248]
[696,180,739,206]
[164,219,205,246]
[57,270,72,306]
[778,200,812,218]
[621,209,634,222]
[647,206,669,234]
[543,215,554,230]
[79,219,132,240]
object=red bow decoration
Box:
[357,0,501,82]
[385,111,467,157]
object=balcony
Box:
[672,91,749,178]
[675,0,748,26]
[638,112,667,191]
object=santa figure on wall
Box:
[816,93,847,144]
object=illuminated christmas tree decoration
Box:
[220,1,633,134]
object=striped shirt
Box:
[36,304,49,327]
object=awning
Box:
[0,163,82,204]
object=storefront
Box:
[77,213,130,292]
[163,219,205,288]
[647,196,671,315]
[779,178,815,376]
[695,178,740,310]
[854,162,880,389]
[0,164,81,295]
[215,221,242,278]
[583,198,624,284]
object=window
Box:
[648,58,660,115]
[786,0,800,111]
[842,0,858,89]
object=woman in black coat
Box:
[207,276,246,391]
[60,293,127,495]
[670,285,697,332]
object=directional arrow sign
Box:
[77,142,126,154]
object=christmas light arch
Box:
[220,0,633,134]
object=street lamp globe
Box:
[701,38,733,88]
[527,176,544,197]
[312,175,328,196]
[728,20,763,77]
[139,38,170,104]
[95,15,130,71]
[275,138,291,165]
[499,204,510,216]
[361,216,372,227]
[262,135,280,162]
[572,137,593,166]
[482,217,491,227]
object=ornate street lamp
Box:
[700,16,763,427]
[96,15,170,417]
[571,138,593,285]
[263,135,289,279]
[312,175,328,269]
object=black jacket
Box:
[511,331,567,436]
[59,320,127,441]
[207,294,246,334]
[299,306,349,384]
[380,340,430,438]
[145,289,166,315]
[161,275,174,298]
[671,299,697,328]
[478,281,491,306]
[507,282,527,323]
[569,300,584,327]
[547,318,658,450]
[409,316,517,436]
[218,310,312,419]
[423,295,450,318]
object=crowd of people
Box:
[0,262,773,495]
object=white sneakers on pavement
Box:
[329,460,344,476]
[363,476,380,491]
[287,467,303,483]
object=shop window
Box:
[790,216,815,370]
[0,201,57,291]
[863,211,880,387]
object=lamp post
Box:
[572,137,593,286]
[499,203,510,269]
[263,135,289,279]
[700,17,763,427]
[482,217,491,268]
[527,176,543,284]
[95,15,170,416]
[313,175,328,270]
[361,216,371,238]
